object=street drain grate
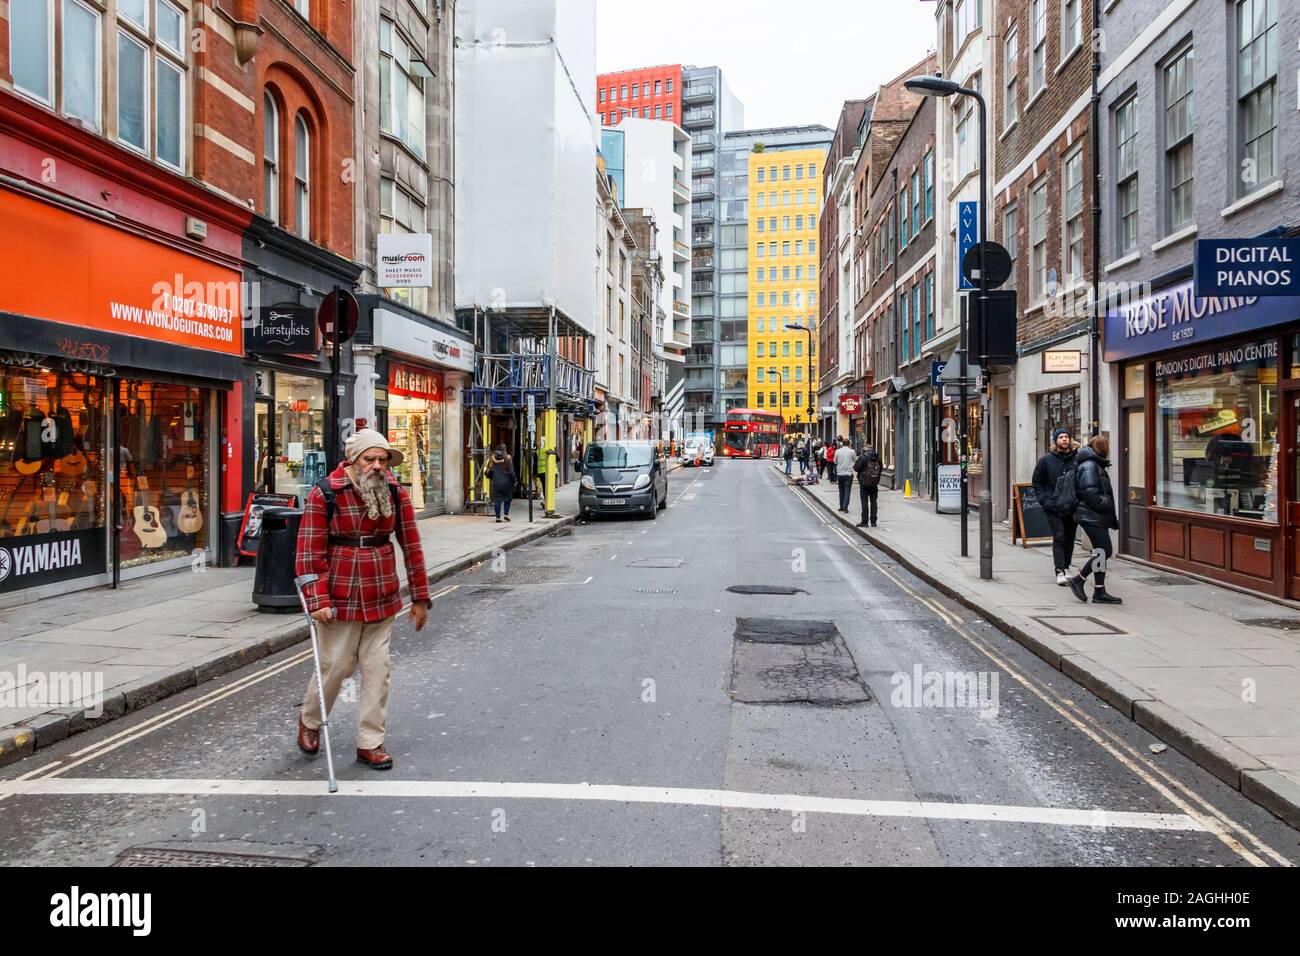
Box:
[627,557,685,568]
[731,618,869,705]
[1241,617,1300,631]
[113,847,313,867]
[1030,615,1126,636]
[478,565,570,585]
[728,584,808,596]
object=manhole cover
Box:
[627,557,685,568]
[1030,615,1126,636]
[113,847,313,867]
[636,588,678,594]
[728,584,808,596]
[480,565,570,585]
[1241,617,1300,631]
[735,617,836,645]
[730,618,869,705]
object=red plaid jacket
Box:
[295,465,432,622]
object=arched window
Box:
[294,113,311,237]
[263,92,280,220]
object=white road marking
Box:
[0,777,1208,832]
[583,576,593,585]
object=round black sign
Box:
[318,289,360,344]
[962,241,1013,289]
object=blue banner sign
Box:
[958,202,978,291]
[1195,237,1300,298]
[1102,277,1299,362]
[931,361,946,386]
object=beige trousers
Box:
[301,615,395,750]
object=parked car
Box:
[580,440,668,520]
[682,440,714,468]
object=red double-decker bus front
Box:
[721,409,784,458]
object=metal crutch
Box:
[293,573,338,794]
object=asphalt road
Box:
[1,459,1296,866]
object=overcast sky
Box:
[595,0,938,131]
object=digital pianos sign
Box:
[1195,237,1300,298]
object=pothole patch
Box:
[477,565,570,585]
[113,844,315,867]
[1241,617,1300,631]
[728,584,808,596]
[731,617,870,705]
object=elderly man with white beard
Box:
[294,429,432,770]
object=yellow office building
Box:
[746,146,825,429]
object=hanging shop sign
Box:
[377,233,434,288]
[247,304,319,354]
[957,201,978,291]
[389,363,443,402]
[838,394,863,415]
[1102,278,1300,361]
[1,188,242,356]
[1194,238,1300,298]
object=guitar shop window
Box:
[115,381,209,569]
[1,368,106,542]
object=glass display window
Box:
[267,372,327,507]
[386,363,445,515]
[1038,387,1081,455]
[115,380,211,569]
[1,368,107,542]
[1154,339,1278,522]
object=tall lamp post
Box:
[785,322,815,434]
[905,74,993,579]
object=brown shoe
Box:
[356,745,393,770]
[297,718,320,755]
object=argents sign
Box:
[1103,278,1298,361]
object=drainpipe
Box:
[891,166,900,481]
[233,0,263,65]
[1089,0,1102,438]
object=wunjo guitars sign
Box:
[1195,237,1300,297]
[1103,277,1298,362]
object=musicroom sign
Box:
[1195,237,1300,297]
[377,233,434,288]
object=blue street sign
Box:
[958,201,978,290]
[930,361,946,386]
[1194,237,1300,298]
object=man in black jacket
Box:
[1032,427,1079,586]
[854,443,882,527]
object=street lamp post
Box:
[905,74,994,579]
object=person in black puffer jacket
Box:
[1069,434,1121,605]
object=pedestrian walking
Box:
[783,437,795,476]
[813,438,826,478]
[834,438,856,512]
[1069,435,1122,605]
[294,428,432,771]
[1032,426,1081,585]
[854,442,883,527]
[825,439,838,481]
[797,438,809,475]
[486,445,515,522]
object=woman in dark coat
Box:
[486,445,515,523]
[1069,435,1121,605]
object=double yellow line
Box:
[796,491,1290,868]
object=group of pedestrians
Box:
[790,435,883,527]
[1032,427,1122,605]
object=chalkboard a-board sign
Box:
[235,492,299,560]
[1011,483,1055,547]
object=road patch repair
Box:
[730,617,870,705]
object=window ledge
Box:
[1025,85,1047,113]
[999,117,1019,143]
[1105,249,1142,273]
[1220,179,1284,219]
[1151,223,1197,253]
[1055,43,1084,77]
[1103,0,1122,13]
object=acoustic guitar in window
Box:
[178,460,203,535]
[132,475,167,549]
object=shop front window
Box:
[116,380,210,569]
[1155,340,1278,521]
[272,373,327,508]
[386,363,445,514]
[1039,387,1081,455]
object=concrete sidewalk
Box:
[782,465,1300,829]
[0,481,584,766]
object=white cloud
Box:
[596,0,937,130]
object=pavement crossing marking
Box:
[785,479,1291,868]
[0,776,1210,832]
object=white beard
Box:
[353,468,393,520]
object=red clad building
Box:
[596,65,681,127]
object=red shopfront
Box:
[0,167,248,600]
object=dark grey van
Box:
[579,440,668,520]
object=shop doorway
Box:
[1286,392,1300,598]
[1121,405,1148,560]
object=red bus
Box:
[721,408,784,458]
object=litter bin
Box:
[252,507,304,612]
